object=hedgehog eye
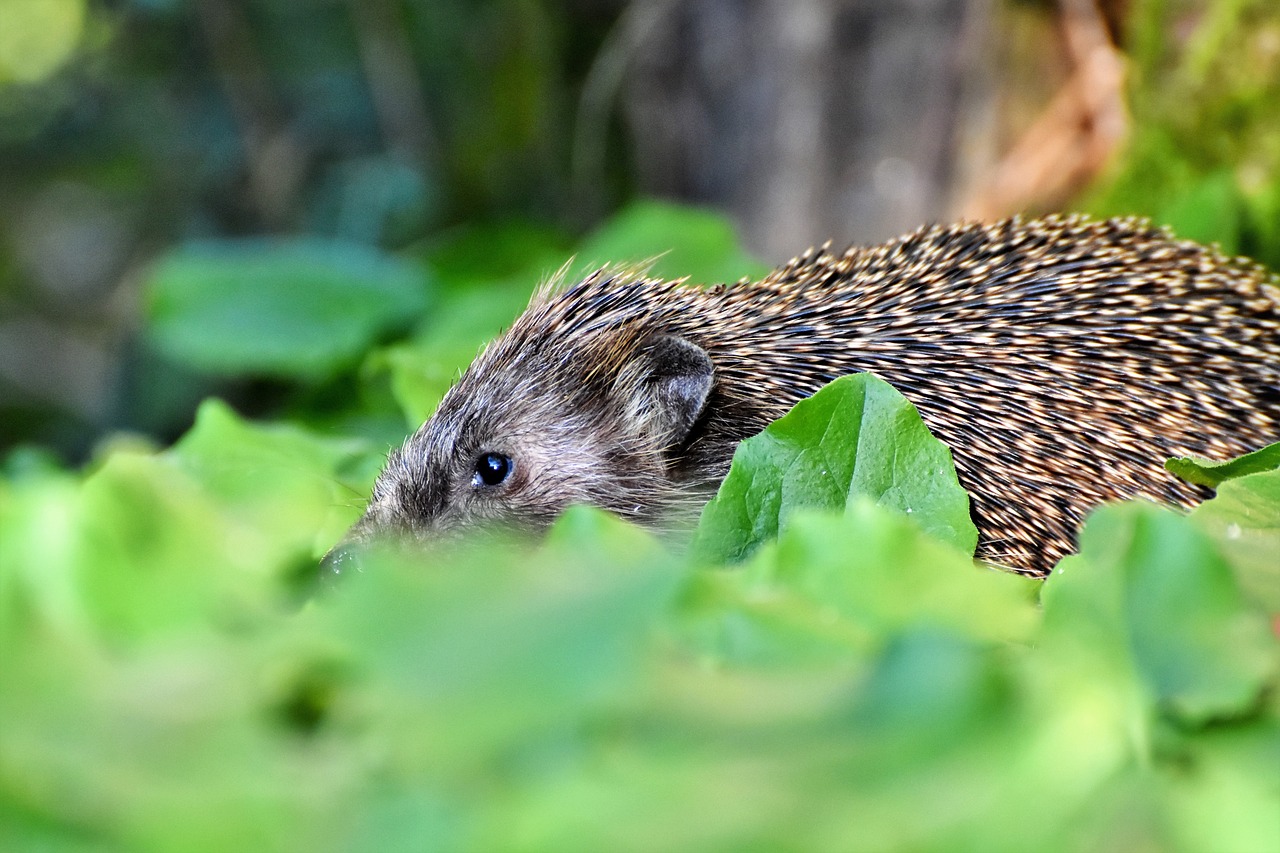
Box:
[473,452,512,487]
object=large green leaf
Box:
[1041,503,1275,725]
[1158,721,1280,853]
[693,373,977,564]
[0,457,347,852]
[1189,468,1280,612]
[144,239,430,380]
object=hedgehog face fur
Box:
[330,216,1280,577]
[345,290,720,547]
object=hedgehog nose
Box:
[319,542,363,588]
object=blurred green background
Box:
[1,0,1279,463]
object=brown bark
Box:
[617,0,998,257]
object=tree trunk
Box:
[621,0,995,258]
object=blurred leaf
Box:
[172,398,378,560]
[1,444,65,480]
[1121,512,1274,722]
[844,626,1009,753]
[0,470,86,641]
[1166,440,1280,488]
[73,449,269,644]
[0,426,356,848]
[421,220,571,291]
[694,373,977,564]
[1042,503,1275,724]
[1159,721,1280,853]
[1189,469,1280,612]
[574,200,768,284]
[0,445,260,650]
[1087,1,1280,267]
[0,0,85,84]
[681,504,1038,668]
[144,239,430,381]
[0,582,344,851]
[325,508,682,770]
[763,505,1036,640]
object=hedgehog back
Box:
[615,216,1280,573]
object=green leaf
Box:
[72,449,269,644]
[680,504,1038,667]
[1159,722,1280,853]
[574,200,768,284]
[0,471,88,642]
[1042,503,1275,724]
[843,625,1010,752]
[1122,512,1274,722]
[1166,441,1280,488]
[421,220,571,292]
[0,0,85,85]
[325,508,682,770]
[693,374,977,564]
[144,239,430,380]
[172,399,379,560]
[1189,469,1280,612]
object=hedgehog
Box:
[329,215,1280,577]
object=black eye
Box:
[473,452,512,487]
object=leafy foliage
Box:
[3,344,1278,850]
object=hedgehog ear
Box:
[616,335,714,450]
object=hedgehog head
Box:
[328,275,715,568]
